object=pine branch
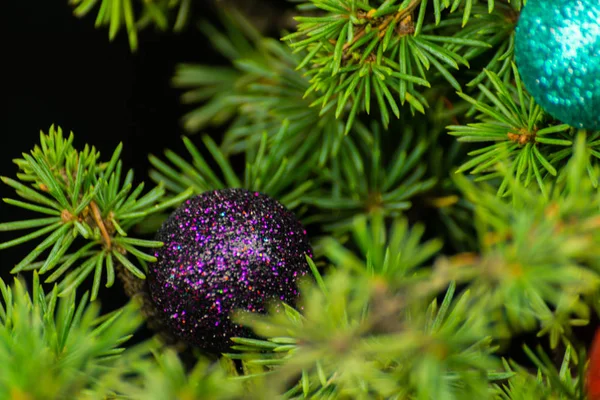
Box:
[303,121,437,232]
[173,9,347,163]
[319,212,443,285]
[109,347,243,399]
[449,133,600,342]
[434,2,517,115]
[492,345,585,399]
[228,268,503,399]
[445,65,599,197]
[148,121,317,211]
[0,272,143,399]
[284,0,493,127]
[69,0,192,51]
[0,126,193,299]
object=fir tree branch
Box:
[450,133,600,342]
[284,0,492,127]
[21,1,600,398]
[0,126,193,299]
[109,347,243,399]
[319,212,443,285]
[149,121,317,211]
[228,268,502,398]
[431,2,518,114]
[447,65,595,197]
[173,9,347,163]
[492,345,584,399]
[0,272,143,399]
[303,121,437,231]
[69,0,193,51]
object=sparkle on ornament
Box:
[147,188,312,352]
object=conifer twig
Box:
[0,125,193,298]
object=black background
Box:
[1,1,221,310]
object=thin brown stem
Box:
[396,0,422,21]
[90,201,111,250]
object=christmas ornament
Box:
[587,328,600,400]
[147,188,312,352]
[514,0,600,130]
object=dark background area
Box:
[1,2,221,310]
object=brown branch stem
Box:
[396,0,423,22]
[90,201,112,250]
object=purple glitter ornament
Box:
[147,188,312,352]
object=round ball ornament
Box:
[514,0,600,130]
[147,188,312,353]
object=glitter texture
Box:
[515,0,600,130]
[147,189,312,352]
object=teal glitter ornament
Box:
[514,0,600,130]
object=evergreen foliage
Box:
[149,122,316,211]
[3,0,600,398]
[0,126,192,301]
[69,0,192,50]
[0,272,142,399]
